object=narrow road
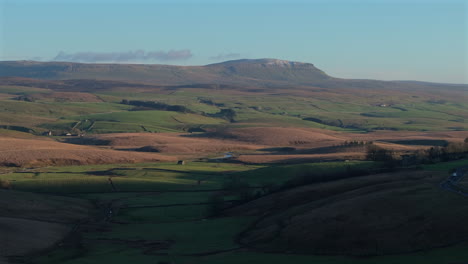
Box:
[440,166,468,196]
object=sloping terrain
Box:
[75,132,261,154]
[18,92,103,102]
[1,59,467,134]
[1,60,467,92]
[62,128,467,164]
[227,170,468,256]
[0,190,93,260]
[0,137,176,167]
[0,59,329,86]
[203,127,345,146]
[0,58,466,264]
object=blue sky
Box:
[0,0,467,83]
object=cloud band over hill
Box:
[209,53,241,61]
[53,49,193,63]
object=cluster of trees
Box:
[366,144,394,162]
[365,144,399,168]
[121,99,192,113]
[0,179,12,189]
[121,99,237,122]
[342,140,372,146]
[0,125,34,134]
[197,98,225,107]
[15,95,35,102]
[366,138,468,166]
[422,139,468,163]
[206,109,237,122]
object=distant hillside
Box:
[205,59,330,84]
[0,59,332,87]
[1,59,466,92]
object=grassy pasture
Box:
[1,83,467,135]
[83,216,254,254]
[423,159,468,171]
[115,204,210,223]
[2,62,468,263]
[1,159,467,263]
[234,161,374,186]
[0,85,52,94]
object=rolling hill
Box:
[1,59,467,92]
[0,59,329,86]
[227,170,468,256]
[1,58,468,264]
[0,59,467,135]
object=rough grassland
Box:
[0,190,93,259]
[0,160,467,263]
[0,137,176,167]
[229,170,468,256]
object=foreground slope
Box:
[227,170,468,256]
[0,190,93,260]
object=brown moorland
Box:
[66,127,467,164]
[70,132,263,154]
[190,127,466,147]
[0,137,176,167]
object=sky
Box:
[0,0,467,83]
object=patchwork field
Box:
[59,127,467,164]
[0,159,467,263]
[0,60,467,263]
[1,75,467,137]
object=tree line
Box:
[366,138,468,165]
[120,99,193,113]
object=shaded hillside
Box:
[0,190,93,259]
[226,171,468,256]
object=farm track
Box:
[12,167,230,176]
[55,189,226,195]
[69,173,253,258]
[440,166,468,196]
[180,246,244,256]
[120,200,239,209]
[61,189,228,258]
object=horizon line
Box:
[1,59,467,85]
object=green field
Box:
[0,78,467,263]
[1,160,468,264]
[1,81,467,135]
[1,32,468,264]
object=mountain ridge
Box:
[0,59,467,89]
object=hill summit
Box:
[206,58,330,84]
[0,59,466,91]
[208,58,316,67]
[0,58,330,86]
